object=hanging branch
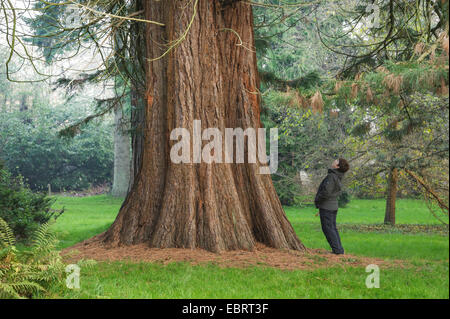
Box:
[404,168,449,212]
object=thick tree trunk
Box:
[111,105,131,197]
[102,0,304,252]
[128,87,146,190]
[384,167,398,225]
[128,0,147,190]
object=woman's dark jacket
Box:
[314,168,345,211]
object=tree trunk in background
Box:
[19,95,28,112]
[102,0,304,252]
[111,105,131,197]
[384,167,398,225]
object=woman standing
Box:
[314,158,350,255]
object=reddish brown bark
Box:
[102,0,305,252]
[384,167,398,225]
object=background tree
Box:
[24,0,132,197]
[334,59,449,225]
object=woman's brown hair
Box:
[338,158,350,173]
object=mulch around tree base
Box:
[61,240,401,271]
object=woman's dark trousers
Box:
[319,208,344,254]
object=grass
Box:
[50,195,124,249]
[284,200,449,261]
[44,260,448,299]
[44,195,449,299]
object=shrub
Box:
[0,218,65,299]
[338,190,351,208]
[0,163,63,242]
[0,106,114,192]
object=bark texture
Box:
[128,0,147,189]
[102,0,305,252]
[111,105,131,197]
[129,87,146,190]
[384,167,398,225]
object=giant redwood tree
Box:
[2,0,304,253]
[100,0,305,252]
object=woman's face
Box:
[331,159,339,169]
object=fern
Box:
[29,220,59,260]
[0,217,65,299]
[0,282,23,299]
[0,218,15,248]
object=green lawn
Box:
[50,195,124,250]
[45,195,449,299]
